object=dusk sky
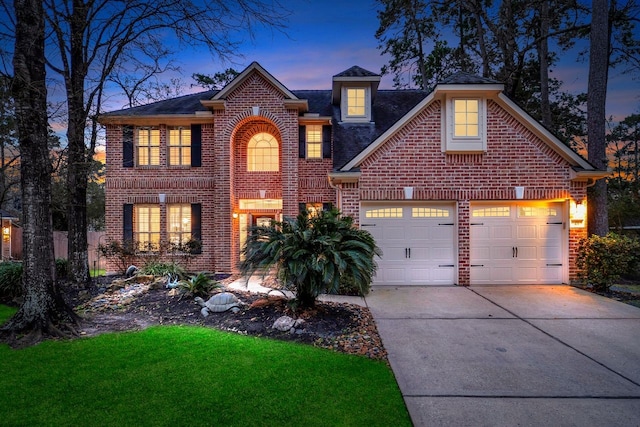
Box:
[140,1,638,121]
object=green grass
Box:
[90,268,105,278]
[0,305,16,324]
[0,309,410,426]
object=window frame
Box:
[442,95,486,152]
[305,125,323,159]
[168,126,191,166]
[135,205,161,252]
[136,127,161,166]
[168,204,192,247]
[341,85,371,122]
[247,132,279,172]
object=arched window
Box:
[247,132,279,171]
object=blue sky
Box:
[170,1,638,120]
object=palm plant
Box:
[240,209,381,309]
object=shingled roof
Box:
[333,65,381,78]
[439,72,500,85]
[101,90,218,116]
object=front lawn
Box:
[0,306,410,426]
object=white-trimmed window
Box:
[443,96,486,152]
[168,204,191,245]
[136,127,160,166]
[136,205,160,251]
[247,132,279,171]
[341,86,371,122]
[168,126,191,166]
[306,125,322,159]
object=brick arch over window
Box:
[226,107,285,143]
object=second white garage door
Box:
[360,203,456,285]
[470,202,566,285]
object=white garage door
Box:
[470,202,565,285]
[360,204,456,285]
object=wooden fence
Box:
[7,229,107,269]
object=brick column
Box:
[458,200,470,286]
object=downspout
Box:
[327,174,342,211]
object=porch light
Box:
[2,227,9,236]
[158,193,166,204]
[514,186,525,199]
[232,212,239,219]
[259,189,266,199]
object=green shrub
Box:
[576,233,640,291]
[55,258,69,279]
[178,272,219,299]
[97,239,137,274]
[241,209,380,308]
[337,274,371,296]
[0,262,23,299]
[139,261,186,279]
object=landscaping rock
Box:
[272,316,295,331]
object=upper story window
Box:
[341,86,371,122]
[136,127,160,166]
[306,125,322,159]
[454,99,479,137]
[347,88,366,116]
[135,205,160,251]
[443,96,486,152]
[247,132,279,172]
[168,126,191,166]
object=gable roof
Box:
[338,73,605,180]
[212,61,299,101]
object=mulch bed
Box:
[66,276,388,362]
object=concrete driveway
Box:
[366,285,640,427]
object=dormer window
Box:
[347,88,366,116]
[341,86,371,122]
[443,96,486,152]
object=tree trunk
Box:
[2,0,77,347]
[538,0,553,129]
[586,0,610,236]
[66,0,91,286]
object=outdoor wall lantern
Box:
[158,193,166,204]
[570,199,586,228]
[404,186,414,200]
[514,186,525,199]
[259,189,266,199]
[232,212,239,219]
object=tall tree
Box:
[1,0,77,346]
[0,75,21,211]
[586,0,611,236]
[36,0,288,286]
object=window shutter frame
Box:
[190,203,202,254]
[299,126,306,158]
[123,204,133,242]
[322,125,331,158]
[191,124,202,167]
[123,126,134,167]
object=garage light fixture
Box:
[514,186,525,199]
[404,187,414,200]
